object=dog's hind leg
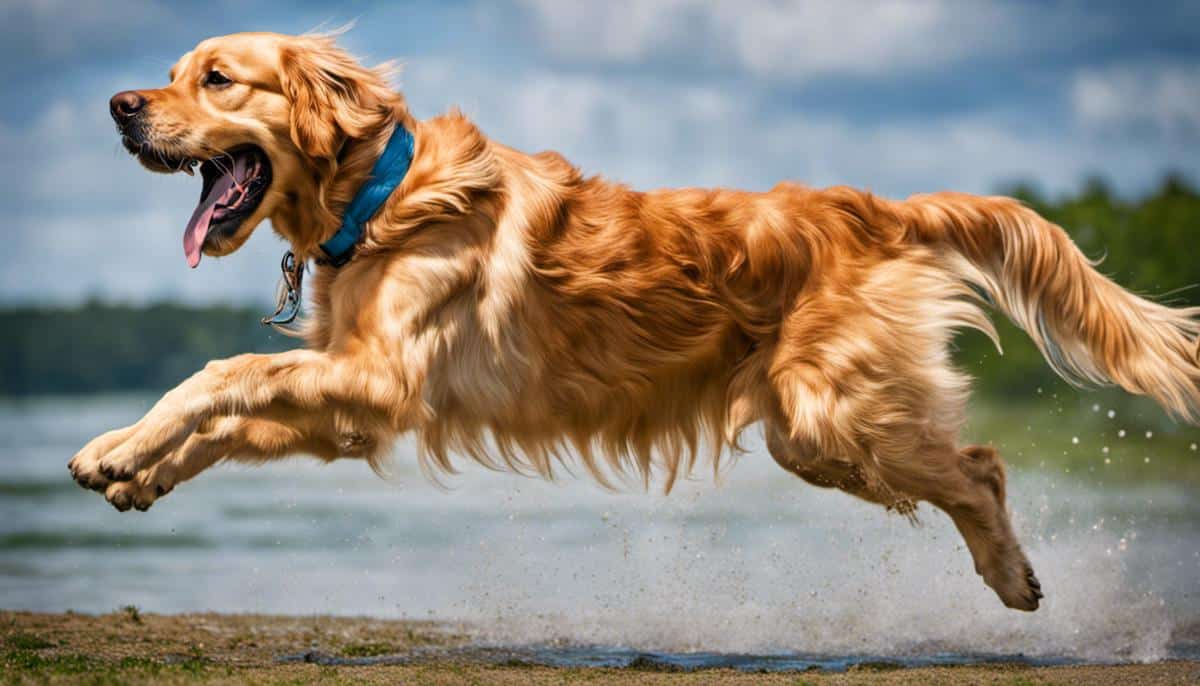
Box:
[764,256,1039,609]
[764,421,915,517]
[874,440,1042,610]
[766,404,1040,610]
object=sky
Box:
[1,0,1198,305]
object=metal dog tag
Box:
[262,251,304,328]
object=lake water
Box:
[1,394,1198,665]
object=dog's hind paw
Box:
[987,556,1043,612]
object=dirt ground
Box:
[2,610,1197,685]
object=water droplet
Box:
[1107,409,1116,418]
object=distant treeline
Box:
[0,303,295,395]
[0,176,1197,399]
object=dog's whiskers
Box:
[208,154,248,194]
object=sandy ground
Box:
[2,610,1198,685]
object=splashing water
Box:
[1,395,1197,665]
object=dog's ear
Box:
[279,37,394,161]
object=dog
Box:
[71,31,1200,612]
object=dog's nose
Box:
[109,91,146,125]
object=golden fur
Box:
[71,32,1200,612]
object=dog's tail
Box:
[900,192,1200,423]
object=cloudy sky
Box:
[2,0,1198,304]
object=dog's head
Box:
[110,32,404,266]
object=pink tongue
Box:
[183,164,241,268]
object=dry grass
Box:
[2,611,1197,685]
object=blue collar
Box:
[318,124,415,267]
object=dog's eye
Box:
[203,70,233,88]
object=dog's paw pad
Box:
[99,461,135,482]
[105,479,168,513]
[105,488,133,512]
[69,457,109,492]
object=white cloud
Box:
[511,0,696,64]
[514,0,1057,82]
[8,59,1191,304]
[407,60,1183,200]
[0,0,171,60]
[1073,63,1200,136]
[715,0,1022,81]
[3,12,1197,305]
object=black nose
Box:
[109,91,146,125]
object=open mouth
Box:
[180,146,272,268]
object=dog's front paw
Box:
[68,426,137,491]
[104,472,174,512]
[69,412,194,494]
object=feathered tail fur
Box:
[901,192,1200,423]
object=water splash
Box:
[2,397,1197,666]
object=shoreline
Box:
[3,611,1198,685]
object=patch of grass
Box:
[1,649,96,674]
[226,632,257,650]
[177,644,211,674]
[340,641,396,658]
[497,657,538,669]
[1,649,221,685]
[849,660,905,672]
[401,626,467,647]
[117,655,184,680]
[4,632,52,650]
[118,656,162,670]
[624,655,684,672]
[180,658,209,676]
[122,604,143,624]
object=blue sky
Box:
[2,0,1198,304]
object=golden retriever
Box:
[71,32,1200,612]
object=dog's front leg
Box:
[69,350,397,492]
[101,413,345,511]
